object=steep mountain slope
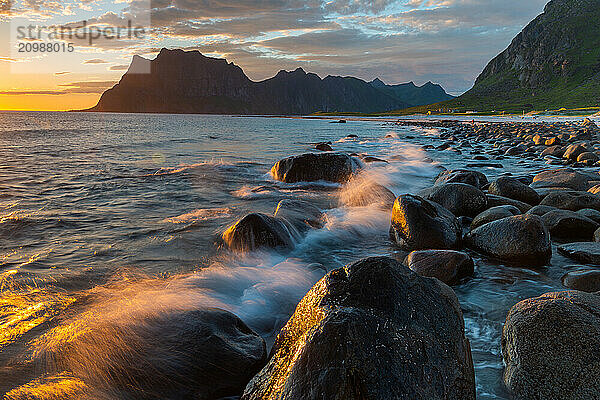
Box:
[88,49,417,114]
[369,78,454,106]
[450,0,600,111]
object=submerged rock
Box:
[488,177,540,205]
[390,195,462,251]
[558,242,600,265]
[270,153,361,183]
[315,142,333,152]
[274,199,324,233]
[340,178,396,209]
[242,257,476,400]
[540,210,598,240]
[405,250,474,286]
[424,183,488,217]
[223,213,299,252]
[435,169,488,189]
[38,308,268,400]
[465,215,551,266]
[502,291,600,400]
[562,270,600,292]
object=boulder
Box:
[540,210,598,240]
[315,143,333,152]
[562,270,600,292]
[488,177,540,205]
[502,291,600,400]
[435,169,488,189]
[274,199,325,233]
[577,152,599,164]
[405,250,474,285]
[531,168,588,191]
[563,143,588,161]
[486,194,532,213]
[390,195,462,251]
[540,190,600,211]
[465,215,551,266]
[242,257,476,400]
[558,242,600,265]
[223,213,299,252]
[340,178,396,209]
[424,183,488,217]
[37,308,268,400]
[588,184,600,195]
[271,153,361,183]
[470,205,521,231]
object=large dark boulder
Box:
[270,153,361,183]
[540,210,598,240]
[488,177,540,205]
[465,215,551,266]
[34,308,267,400]
[424,183,488,217]
[539,190,600,211]
[486,194,532,213]
[531,168,589,191]
[405,250,474,286]
[274,199,324,233]
[502,291,600,400]
[390,195,462,251]
[435,169,488,189]
[242,257,476,400]
[223,213,299,252]
[558,242,600,265]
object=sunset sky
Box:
[0,0,549,111]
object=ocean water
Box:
[0,112,583,399]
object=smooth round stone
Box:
[558,242,600,265]
[405,250,474,286]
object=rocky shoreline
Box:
[29,117,599,400]
[205,117,600,400]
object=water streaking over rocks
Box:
[1,111,600,399]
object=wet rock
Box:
[540,190,600,211]
[315,142,333,152]
[340,178,396,209]
[488,177,540,205]
[526,204,558,216]
[42,308,268,400]
[361,156,388,163]
[223,213,299,252]
[271,153,361,183]
[595,227,600,242]
[530,168,589,191]
[540,210,598,240]
[588,184,600,195]
[562,270,600,292]
[563,143,588,161]
[274,199,324,232]
[502,291,600,400]
[435,169,488,189]
[242,257,476,400]
[471,204,521,228]
[465,215,551,266]
[405,250,474,285]
[486,194,532,213]
[577,208,600,224]
[425,183,488,217]
[390,195,461,251]
[558,242,600,265]
[540,145,563,157]
[577,152,599,164]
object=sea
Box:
[0,111,598,399]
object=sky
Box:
[0,0,549,111]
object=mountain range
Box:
[87,49,453,115]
